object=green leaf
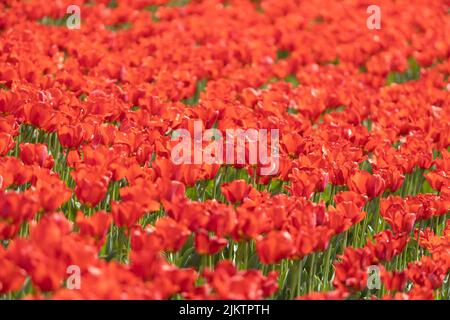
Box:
[276,49,290,60]
[105,22,132,32]
[107,0,118,8]
[182,78,207,106]
[145,5,160,22]
[168,0,191,7]
[37,15,69,27]
[284,74,299,87]
[386,57,421,85]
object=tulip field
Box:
[0,0,449,300]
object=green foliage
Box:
[37,15,69,27]
[168,0,191,7]
[145,5,160,22]
[284,74,299,87]
[276,49,290,60]
[386,57,421,85]
[182,78,208,106]
[107,0,118,8]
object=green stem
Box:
[322,245,332,290]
